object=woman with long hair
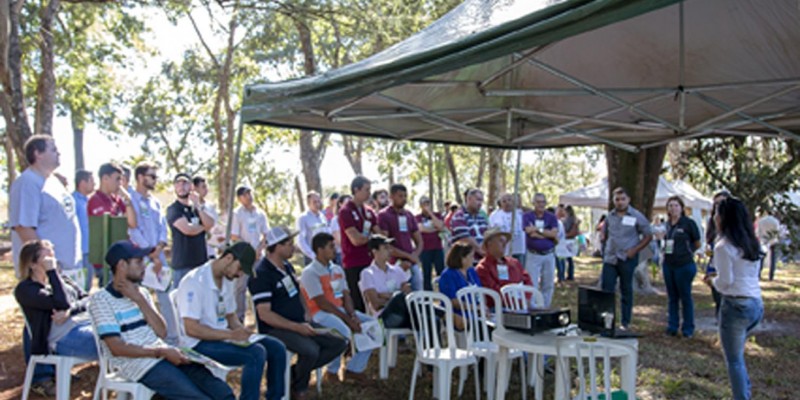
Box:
[705,190,731,317]
[661,196,701,338]
[711,197,763,400]
[438,242,482,330]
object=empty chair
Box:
[406,291,480,400]
[554,337,638,400]
[457,286,527,400]
[500,284,545,311]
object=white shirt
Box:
[175,262,237,348]
[488,209,525,255]
[755,215,780,245]
[712,237,762,299]
[297,210,330,259]
[231,206,269,252]
[202,203,221,257]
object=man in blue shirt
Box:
[73,169,95,290]
[522,193,559,307]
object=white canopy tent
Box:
[559,177,713,213]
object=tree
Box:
[605,145,667,219]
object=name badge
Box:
[331,279,344,299]
[535,220,544,230]
[497,264,509,280]
[398,215,408,232]
[362,221,372,237]
[664,239,675,255]
[282,275,298,297]
[247,218,258,233]
[622,216,636,227]
[386,279,397,292]
[423,219,433,229]
[140,201,150,218]
[190,216,200,225]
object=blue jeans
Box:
[601,256,638,327]
[662,261,697,336]
[54,321,98,360]
[565,257,575,280]
[138,359,234,400]
[409,264,423,291]
[194,337,287,400]
[420,249,445,291]
[719,296,763,400]
[312,308,375,374]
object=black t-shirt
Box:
[166,200,208,269]
[662,216,701,267]
[249,258,305,333]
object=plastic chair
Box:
[406,291,480,400]
[169,289,229,380]
[555,337,638,400]
[89,318,154,400]
[457,286,527,400]
[357,280,414,380]
[500,284,545,311]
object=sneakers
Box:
[31,379,57,397]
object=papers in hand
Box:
[352,320,383,352]
[179,347,230,371]
[142,263,172,291]
[226,333,268,347]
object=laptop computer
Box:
[577,286,641,339]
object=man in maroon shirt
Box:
[339,176,379,312]
[415,196,445,291]
[475,228,534,307]
[377,184,423,291]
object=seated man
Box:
[176,241,287,400]
[360,235,413,329]
[89,241,234,399]
[301,232,375,383]
[249,227,348,400]
[475,228,536,308]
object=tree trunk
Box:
[444,145,462,204]
[476,148,486,189]
[34,0,59,136]
[294,176,305,213]
[71,111,85,171]
[487,148,504,210]
[209,10,238,213]
[604,144,666,220]
[342,136,363,175]
[3,130,15,188]
[4,0,32,166]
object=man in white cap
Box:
[249,227,348,400]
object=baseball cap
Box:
[105,241,153,269]
[173,173,191,183]
[223,241,257,275]
[265,226,299,247]
[368,234,395,250]
[236,186,252,197]
[419,195,431,205]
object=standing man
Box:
[301,232,375,383]
[167,173,213,287]
[129,162,179,345]
[489,193,526,263]
[176,241,287,400]
[339,176,380,312]
[73,169,95,289]
[249,227,348,400]
[297,191,330,265]
[120,164,134,194]
[88,162,138,286]
[193,176,223,259]
[89,241,234,399]
[415,196,446,291]
[231,185,269,321]
[522,193,559,307]
[755,209,780,281]
[450,188,489,258]
[377,183,424,290]
[324,192,339,222]
[601,187,652,330]
[10,135,82,278]
[372,189,390,210]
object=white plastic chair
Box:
[457,286,527,400]
[406,291,480,400]
[357,280,414,380]
[555,337,638,400]
[500,284,545,311]
[169,290,229,380]
[89,318,154,400]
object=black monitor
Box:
[577,286,616,335]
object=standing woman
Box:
[711,197,763,400]
[705,190,730,318]
[661,196,701,338]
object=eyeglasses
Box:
[146,174,158,179]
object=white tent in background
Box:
[559,177,713,213]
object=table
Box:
[493,326,638,400]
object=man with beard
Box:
[450,188,489,259]
[176,242,287,400]
[89,241,235,399]
[297,191,330,265]
[339,176,380,312]
[129,162,179,345]
[167,173,214,287]
[377,184,423,290]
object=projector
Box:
[502,308,571,334]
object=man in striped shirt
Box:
[89,241,234,399]
[450,188,489,259]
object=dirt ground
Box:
[0,256,797,400]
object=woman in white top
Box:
[710,197,763,400]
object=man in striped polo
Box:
[89,241,234,399]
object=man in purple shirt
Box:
[522,193,559,307]
[377,184,423,291]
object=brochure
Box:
[142,262,173,291]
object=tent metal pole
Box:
[351,121,401,138]
[511,107,667,132]
[691,92,800,141]
[678,1,686,130]
[511,145,522,257]
[485,87,674,97]
[526,58,682,132]
[225,115,245,243]
[689,84,800,132]
[687,78,800,93]
[407,110,507,140]
[331,107,502,122]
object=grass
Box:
[0,257,798,399]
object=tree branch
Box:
[186,10,220,69]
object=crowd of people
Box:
[9,134,767,400]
